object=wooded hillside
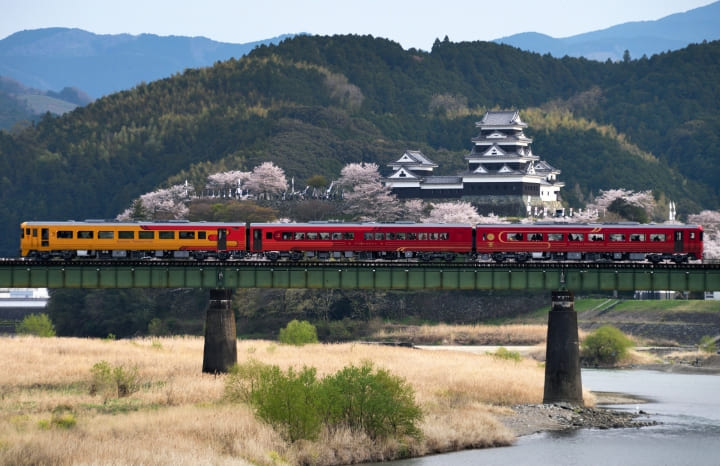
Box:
[0,35,718,255]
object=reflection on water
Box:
[387,369,720,466]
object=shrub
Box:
[581,325,634,366]
[278,319,318,345]
[227,360,322,441]
[226,360,422,442]
[15,313,56,337]
[491,346,522,362]
[90,360,141,399]
[699,336,717,354]
[320,361,422,439]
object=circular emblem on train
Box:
[487,233,495,241]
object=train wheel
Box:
[217,251,230,261]
[492,252,505,263]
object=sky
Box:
[2,0,717,51]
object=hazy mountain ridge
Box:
[0,28,294,98]
[493,1,720,61]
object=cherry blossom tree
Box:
[586,189,657,221]
[336,162,381,189]
[688,210,720,259]
[117,183,193,221]
[206,170,251,197]
[243,162,288,199]
[343,180,403,221]
[424,201,482,224]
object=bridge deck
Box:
[1,260,719,291]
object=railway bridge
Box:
[3,259,719,405]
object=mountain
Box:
[0,28,294,98]
[0,35,718,258]
[0,76,92,128]
[494,1,720,61]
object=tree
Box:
[424,201,482,223]
[336,162,381,189]
[117,183,193,220]
[688,210,720,259]
[581,325,634,366]
[244,162,288,199]
[16,313,56,337]
[278,319,318,345]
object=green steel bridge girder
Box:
[1,262,720,292]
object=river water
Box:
[389,369,720,466]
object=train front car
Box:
[248,222,474,261]
[474,223,704,264]
[19,221,249,261]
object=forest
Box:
[0,35,719,260]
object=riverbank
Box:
[501,392,656,437]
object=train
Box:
[19,220,704,264]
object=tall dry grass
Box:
[0,336,591,465]
[372,323,548,345]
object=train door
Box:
[41,228,49,248]
[252,228,263,252]
[674,230,683,253]
[217,228,227,251]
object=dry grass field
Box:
[0,332,598,465]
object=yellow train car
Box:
[20,221,248,260]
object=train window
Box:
[198,232,206,240]
[650,234,666,242]
[57,231,73,239]
[375,232,384,240]
[609,234,625,242]
[98,231,114,239]
[307,232,318,240]
[78,231,93,239]
[32,229,37,237]
[418,233,428,240]
[527,233,543,241]
[630,234,645,242]
[179,231,195,240]
[440,233,448,240]
[507,233,522,241]
[344,232,354,240]
[295,232,305,240]
[396,232,406,240]
[138,231,154,239]
[568,233,584,241]
[364,232,373,240]
[332,232,343,240]
[266,232,273,240]
[281,232,293,240]
[386,232,396,240]
[159,231,174,240]
[690,232,696,240]
[408,232,417,240]
[320,232,330,240]
[118,231,134,239]
[590,234,604,241]
[429,233,439,240]
[548,233,563,241]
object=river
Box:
[388,369,720,466]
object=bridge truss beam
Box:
[1,262,719,292]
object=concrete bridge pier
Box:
[543,290,584,406]
[202,289,237,374]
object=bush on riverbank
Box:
[581,325,634,366]
[226,359,422,442]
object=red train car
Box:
[475,223,703,263]
[248,222,474,261]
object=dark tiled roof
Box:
[476,110,526,127]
